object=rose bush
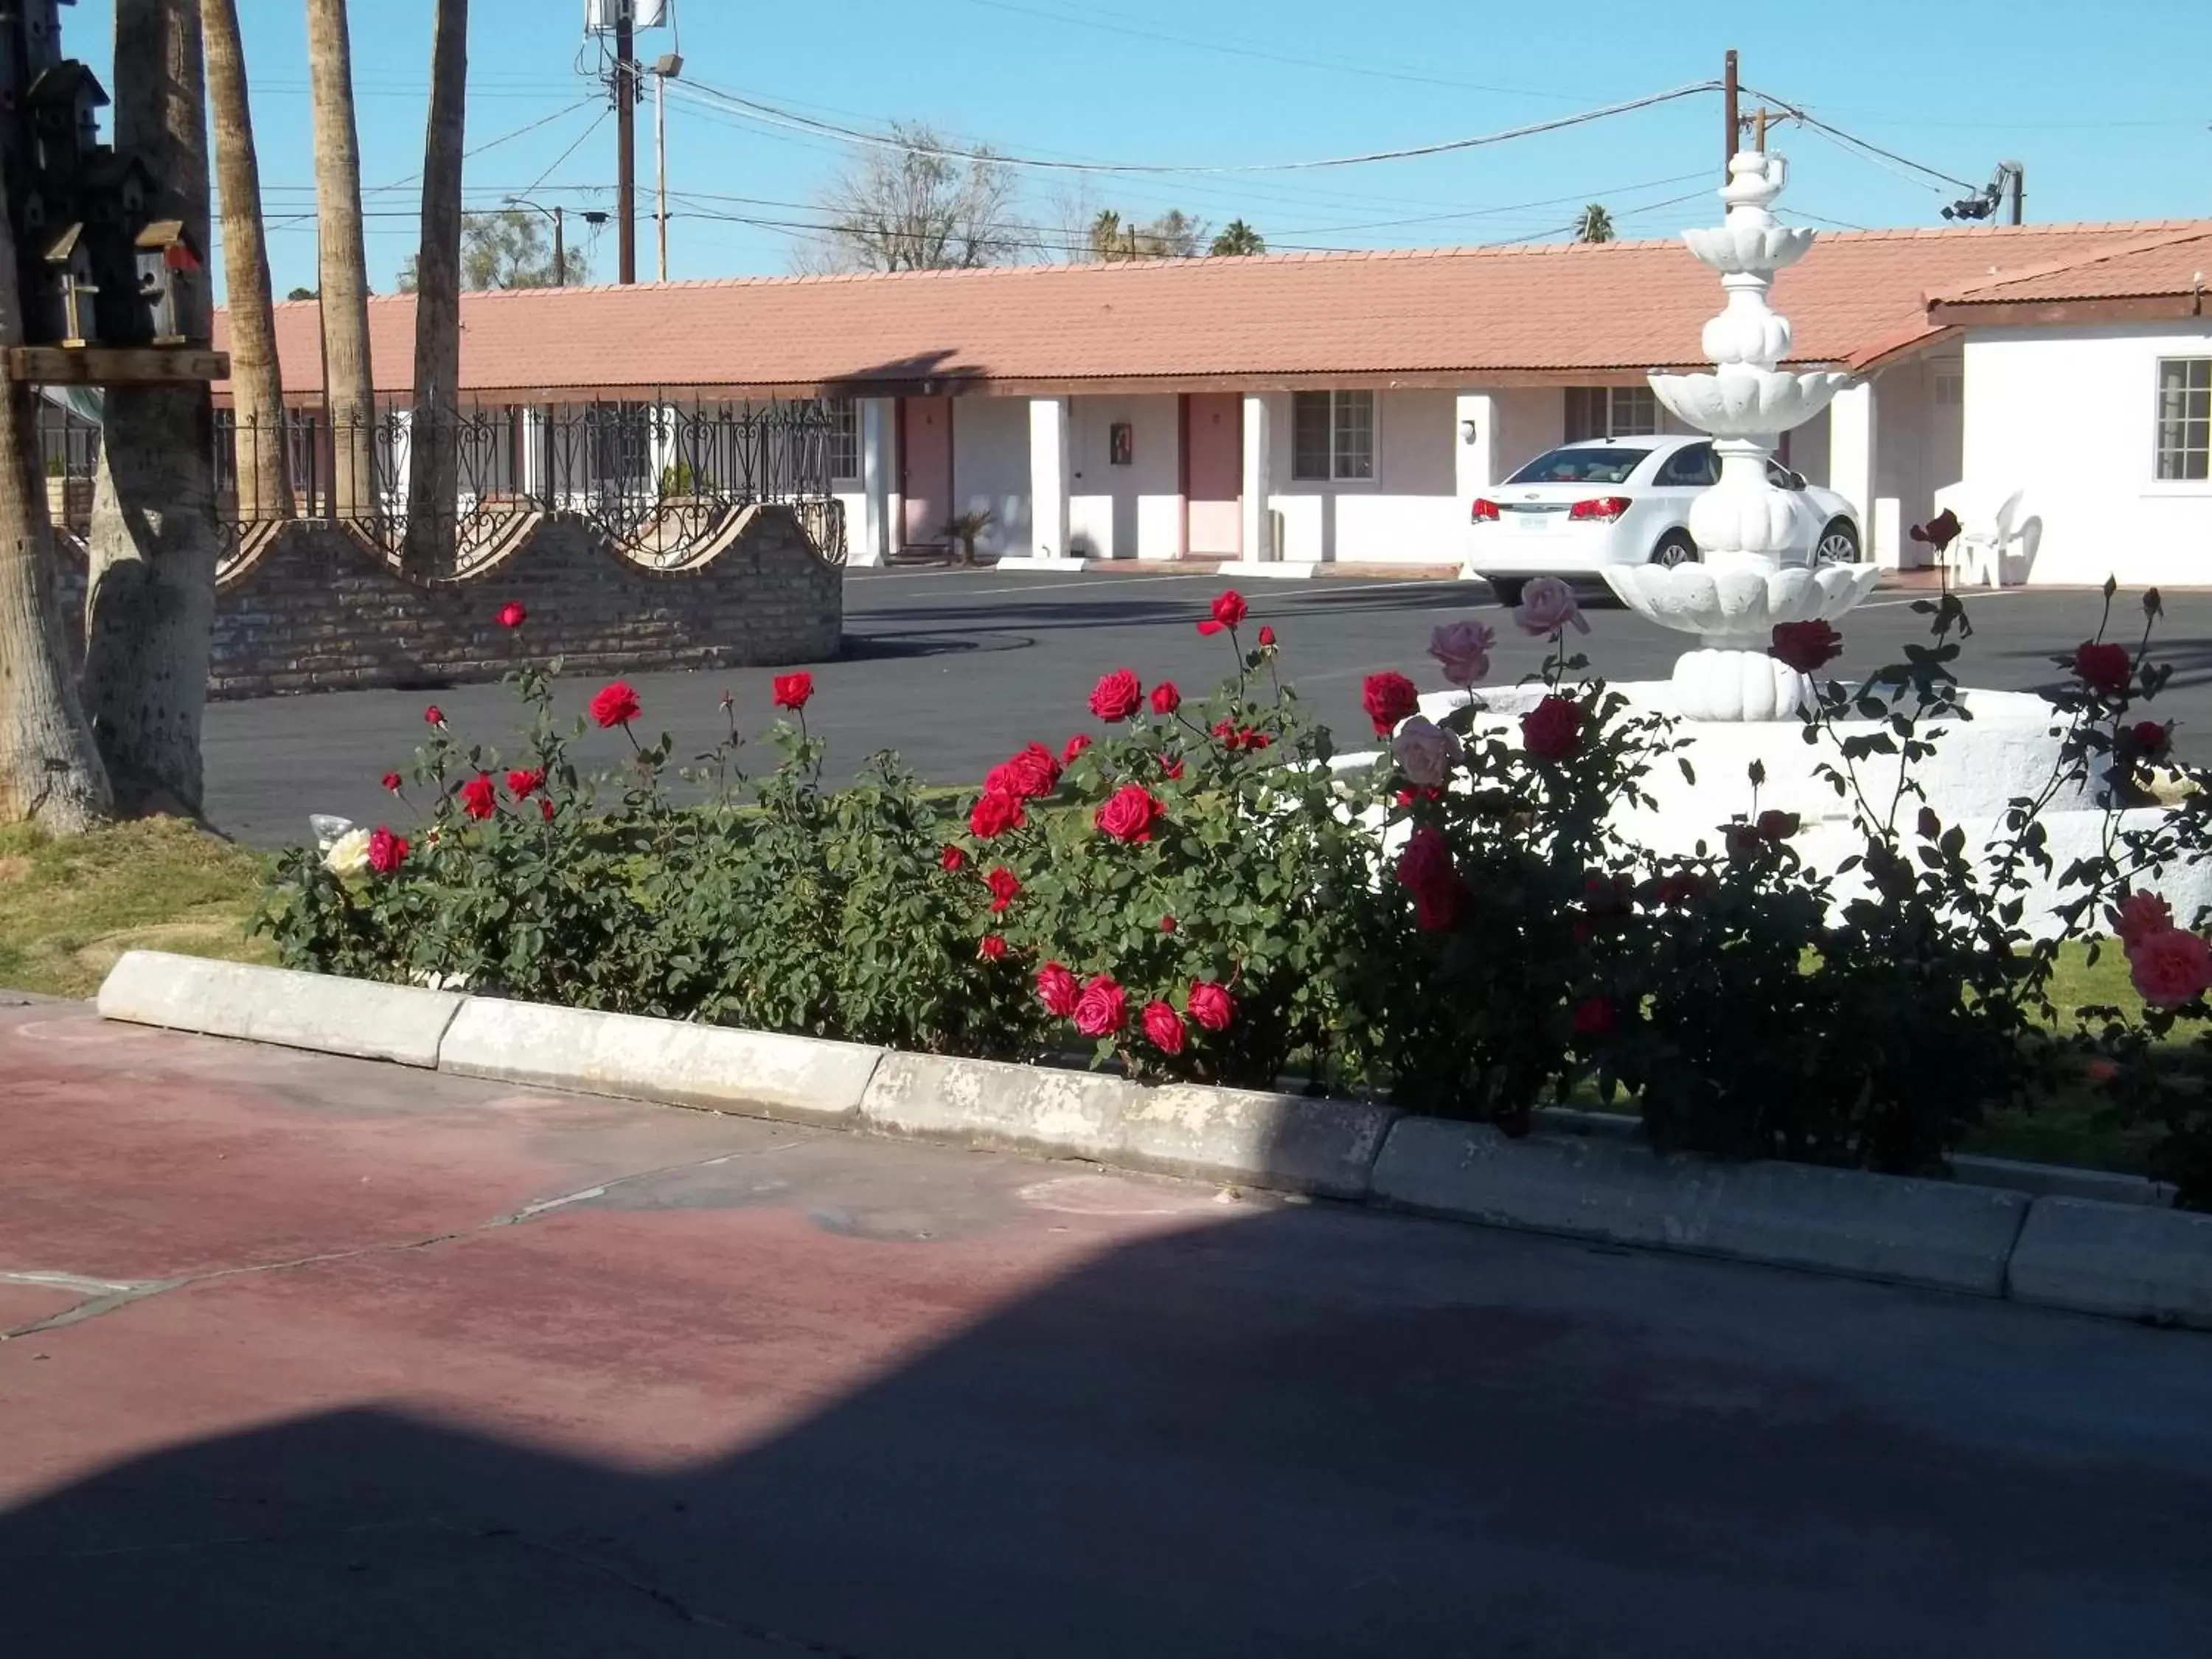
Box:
[253,577,2212,1206]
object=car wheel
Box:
[1650,532,1697,568]
[1484,577,1526,608]
[1815,520,1862,566]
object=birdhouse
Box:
[133,219,201,345]
[41,223,97,346]
[24,60,106,175]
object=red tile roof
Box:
[1930,227,2212,305]
[220,219,2212,400]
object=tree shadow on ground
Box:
[4,1197,2211,1658]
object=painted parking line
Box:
[1857,588,2042,610]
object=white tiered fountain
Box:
[1604,150,1879,720]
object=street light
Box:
[502,195,610,288]
[650,52,683,282]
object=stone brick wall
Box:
[57,506,843,700]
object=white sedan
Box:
[1464,434,1863,607]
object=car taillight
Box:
[1568,495,1632,522]
[1470,498,1500,523]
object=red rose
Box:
[1257,625,1276,648]
[1725,823,1765,862]
[459,773,498,821]
[496,602,526,630]
[1756,809,1800,842]
[2073,641,2131,695]
[1095,783,1165,844]
[1159,915,1176,933]
[381,771,403,793]
[505,768,544,801]
[969,788,1026,839]
[1520,695,1582,762]
[1141,1000,1186,1056]
[2129,720,2170,759]
[940,845,967,874]
[986,866,1020,913]
[589,681,641,728]
[1036,961,1080,1018]
[979,935,1008,962]
[1062,734,1093,765]
[366,827,408,875]
[1150,681,1181,715]
[1197,589,1248,636]
[1187,981,1236,1032]
[1073,975,1128,1038]
[1362,672,1421,737]
[987,742,1060,801]
[1395,824,1466,932]
[1770,620,1843,675]
[1090,668,1144,723]
[1162,757,1185,781]
[773,672,815,712]
[538,797,555,823]
[1241,731,1271,751]
[1909,509,1962,553]
[1571,996,1616,1037]
[424,705,445,726]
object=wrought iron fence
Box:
[211,397,846,569]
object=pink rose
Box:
[1513,576,1588,639]
[2115,890,2174,953]
[1036,961,1079,1018]
[1187,981,1236,1032]
[1073,975,1128,1037]
[2129,928,2212,1009]
[1391,716,1462,789]
[1141,1000,1186,1055]
[1427,619,1495,688]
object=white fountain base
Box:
[1403,682,2208,939]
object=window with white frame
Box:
[2156,358,2210,481]
[827,396,861,483]
[1292,390,1376,481]
[1565,386,1658,442]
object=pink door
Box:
[900,396,953,547]
[1184,393,1241,557]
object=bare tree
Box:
[404,0,467,577]
[204,0,289,519]
[803,123,1025,274]
[306,0,377,519]
[1573,204,1616,244]
[1088,206,1210,262]
[80,0,219,816]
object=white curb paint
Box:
[1371,1117,2031,1296]
[88,955,2212,1326]
[95,950,463,1068]
[2006,1197,2212,1329]
[437,998,883,1125]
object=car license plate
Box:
[1515,513,1551,532]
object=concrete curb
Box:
[95,950,464,1068]
[88,953,2212,1327]
[2006,1198,2212,1326]
[1370,1119,2030,1297]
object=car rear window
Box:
[1506,447,1648,485]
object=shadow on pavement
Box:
[5,1197,2211,1658]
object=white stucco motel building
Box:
[222,218,2212,587]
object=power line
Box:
[515,110,610,201]
[1742,85,1980,192]
[670,75,1722,175]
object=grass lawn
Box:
[0,813,2170,1177]
[0,818,273,999]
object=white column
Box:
[1454,391,1500,501]
[1028,394,1074,563]
[519,406,545,500]
[1829,379,1884,566]
[1239,392,1273,562]
[856,396,894,566]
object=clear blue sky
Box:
[64,0,2212,294]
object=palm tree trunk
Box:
[204,0,291,520]
[0,163,110,827]
[404,0,467,577]
[80,0,220,817]
[305,0,376,522]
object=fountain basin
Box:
[1651,366,1851,439]
[1605,560,1880,647]
[1681,222,1817,275]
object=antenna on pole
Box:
[585,2,672,285]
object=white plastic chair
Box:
[1945,488,2025,588]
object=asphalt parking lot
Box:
[201,566,2212,848]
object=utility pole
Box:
[554,205,566,287]
[652,52,683,282]
[614,7,636,285]
[2009,163,2025,225]
[1723,49,1739,173]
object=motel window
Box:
[1565,386,1659,443]
[827,397,860,483]
[2155,358,2210,482]
[1292,390,1376,482]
